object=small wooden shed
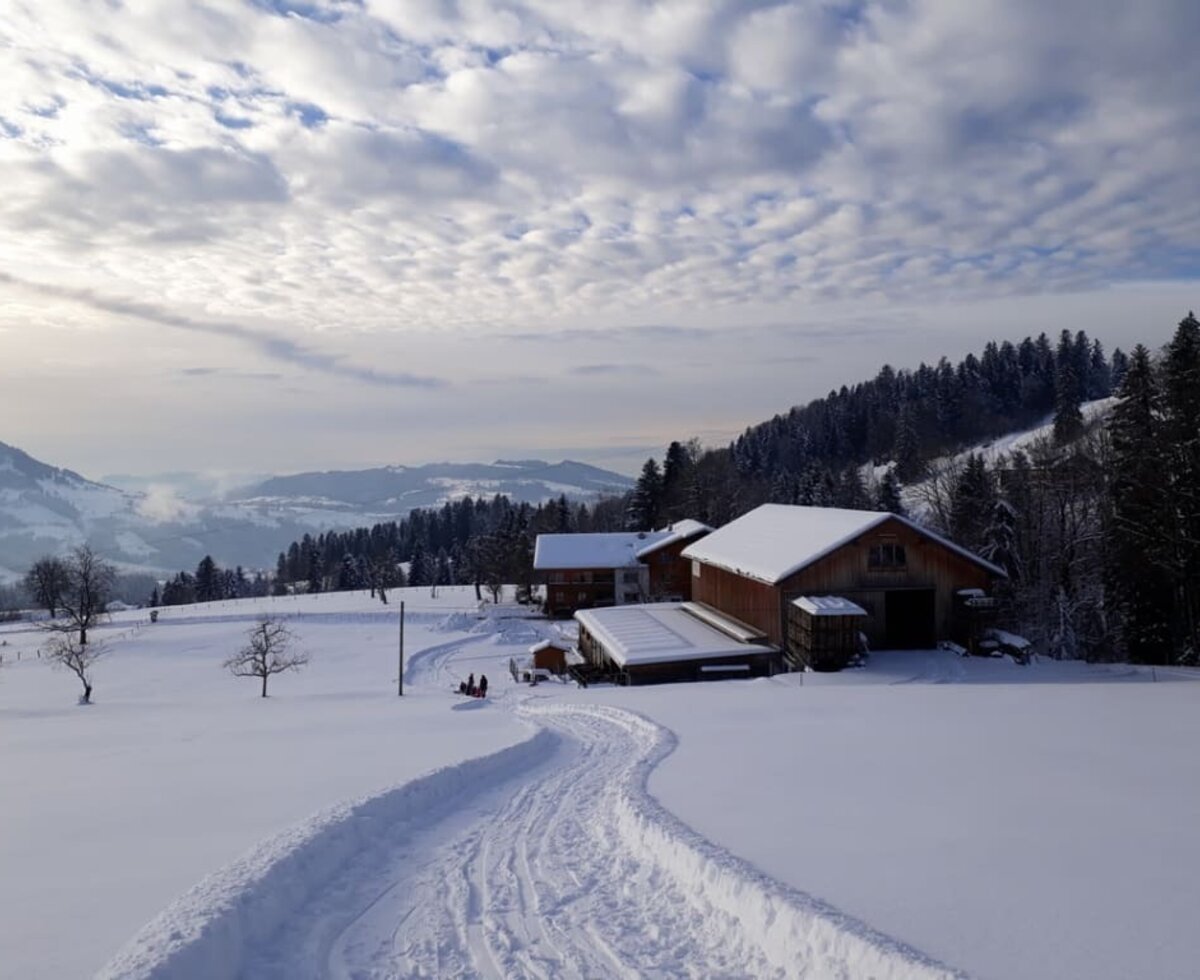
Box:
[528,639,569,675]
[786,595,868,671]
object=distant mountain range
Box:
[0,443,632,582]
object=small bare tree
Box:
[39,545,116,699]
[44,633,106,704]
[224,618,308,697]
[40,545,116,647]
[24,556,71,618]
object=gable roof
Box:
[635,519,713,558]
[680,503,1005,585]
[534,531,670,570]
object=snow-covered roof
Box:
[680,602,766,642]
[534,531,671,570]
[635,519,713,558]
[793,596,868,617]
[681,503,1005,585]
[575,603,776,667]
[528,639,569,654]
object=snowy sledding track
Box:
[224,705,963,980]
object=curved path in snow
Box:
[99,629,963,979]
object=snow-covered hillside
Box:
[232,459,632,511]
[887,397,1118,517]
[0,442,632,582]
[4,589,1200,979]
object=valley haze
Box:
[0,439,632,581]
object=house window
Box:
[578,591,588,602]
[692,560,701,579]
[550,573,566,584]
[868,543,907,569]
[621,570,641,584]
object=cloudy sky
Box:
[1,0,1197,481]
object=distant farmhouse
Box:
[539,504,1004,684]
[533,520,711,617]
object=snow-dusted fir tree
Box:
[875,468,904,515]
[892,401,923,482]
[1053,330,1085,445]
[950,454,996,552]
[1161,313,1200,659]
[195,555,220,603]
[1106,344,1173,662]
[626,458,663,530]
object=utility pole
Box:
[397,600,405,697]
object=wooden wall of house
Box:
[690,561,785,644]
[577,623,609,668]
[542,568,619,616]
[644,538,700,600]
[777,517,994,647]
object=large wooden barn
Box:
[681,504,1004,656]
[534,521,711,617]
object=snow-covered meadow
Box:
[3,588,1200,979]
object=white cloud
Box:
[0,0,1197,477]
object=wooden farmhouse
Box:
[534,521,711,617]
[681,504,1004,657]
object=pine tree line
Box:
[158,558,270,606]
[906,314,1199,664]
[265,493,628,600]
[1105,314,1200,663]
[728,328,1122,486]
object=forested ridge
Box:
[155,316,1198,666]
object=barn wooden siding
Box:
[690,563,785,644]
[692,516,995,650]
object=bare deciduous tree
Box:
[44,633,106,704]
[24,556,71,618]
[40,545,116,648]
[224,618,309,697]
[38,545,116,699]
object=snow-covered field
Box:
[3,588,1199,979]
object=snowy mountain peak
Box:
[0,441,633,582]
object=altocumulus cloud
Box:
[0,0,1195,477]
[0,1,1197,373]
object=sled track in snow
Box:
[98,704,963,980]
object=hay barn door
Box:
[884,589,936,648]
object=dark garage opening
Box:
[884,589,935,648]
